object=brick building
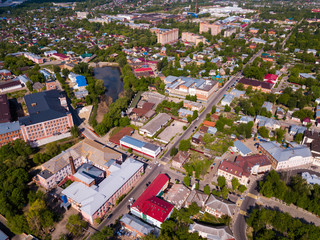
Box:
[238,78,273,93]
[151,28,179,45]
[19,90,73,143]
[181,32,207,45]
[0,121,23,146]
[0,94,11,123]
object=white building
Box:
[139,113,171,137]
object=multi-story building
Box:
[120,135,161,158]
[165,76,219,101]
[151,28,179,45]
[302,130,320,162]
[0,94,11,123]
[223,27,237,37]
[19,90,74,143]
[204,195,236,218]
[217,155,272,186]
[131,174,174,228]
[62,158,144,223]
[23,52,43,64]
[259,141,313,170]
[199,22,221,35]
[238,78,273,93]
[181,32,207,45]
[0,121,23,146]
[33,138,124,189]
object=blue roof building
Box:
[76,75,88,88]
[233,140,252,156]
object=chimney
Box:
[69,156,76,174]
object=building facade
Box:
[181,32,207,45]
[151,28,179,45]
[199,22,221,35]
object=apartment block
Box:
[199,22,221,35]
[151,28,179,45]
[181,32,207,45]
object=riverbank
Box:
[89,62,120,68]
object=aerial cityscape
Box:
[0,0,320,239]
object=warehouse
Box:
[139,113,171,137]
[120,135,161,158]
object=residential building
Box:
[255,115,280,130]
[289,125,306,136]
[164,184,191,209]
[183,100,202,111]
[221,94,234,106]
[302,172,320,185]
[259,141,313,169]
[189,223,234,240]
[0,69,11,76]
[52,53,69,61]
[23,52,43,64]
[204,195,236,218]
[0,80,22,92]
[181,32,207,45]
[18,90,73,143]
[264,74,279,84]
[172,151,190,168]
[139,113,171,137]
[131,174,174,228]
[62,158,143,223]
[262,101,273,112]
[185,189,208,208]
[199,22,221,35]
[224,27,236,37]
[120,135,161,158]
[120,214,158,238]
[151,28,179,45]
[165,76,218,101]
[0,94,11,123]
[238,78,273,93]
[44,50,57,57]
[239,116,254,124]
[302,130,320,160]
[33,139,123,189]
[217,155,272,186]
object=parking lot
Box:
[157,120,186,144]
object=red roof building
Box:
[130,174,174,228]
[217,155,272,186]
[52,53,69,61]
[264,74,279,84]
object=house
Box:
[131,174,174,228]
[164,184,191,209]
[0,69,11,76]
[262,101,273,112]
[18,90,73,144]
[172,151,190,168]
[255,115,280,130]
[204,195,236,218]
[232,140,252,156]
[299,73,316,80]
[217,155,271,186]
[302,130,320,160]
[183,100,202,111]
[239,116,254,124]
[139,113,171,137]
[185,189,208,208]
[189,223,234,240]
[120,214,158,238]
[289,125,306,136]
[62,158,143,224]
[221,94,234,106]
[276,107,285,119]
[259,141,313,170]
[302,172,320,185]
[192,132,203,145]
[33,82,44,91]
[264,74,279,84]
[229,89,245,98]
[203,121,216,128]
[120,135,161,159]
[303,117,311,126]
[52,53,69,61]
[178,108,194,118]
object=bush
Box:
[170,147,178,157]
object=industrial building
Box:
[120,135,161,158]
[131,174,174,228]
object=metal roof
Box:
[120,214,155,235]
[0,121,20,134]
[120,135,145,148]
[234,140,252,155]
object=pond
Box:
[93,66,123,102]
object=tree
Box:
[62,68,70,77]
[294,133,304,143]
[217,176,226,188]
[170,147,178,157]
[119,117,130,127]
[70,125,80,138]
[211,106,216,114]
[221,186,229,199]
[224,105,231,112]
[183,175,191,186]
[67,215,87,236]
[192,110,198,120]
[45,142,60,157]
[7,214,30,234]
[258,126,269,138]
[204,184,211,195]
[179,139,191,151]
[238,185,247,193]
[236,83,245,91]
[26,81,33,91]
[232,178,240,190]
[91,226,114,240]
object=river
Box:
[93,66,123,102]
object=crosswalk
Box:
[247,193,258,199]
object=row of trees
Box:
[247,208,320,240]
[260,170,320,216]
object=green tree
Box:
[170,147,178,157]
[204,184,211,195]
[183,175,191,186]
[258,126,269,138]
[224,105,231,112]
[179,139,191,151]
[294,133,304,143]
[231,178,240,190]
[70,125,80,138]
[217,176,226,188]
[238,185,247,193]
[66,215,87,236]
[211,106,216,114]
[7,214,30,234]
[91,226,114,240]
[221,186,229,199]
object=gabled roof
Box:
[205,195,236,217]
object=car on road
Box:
[107,214,113,219]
